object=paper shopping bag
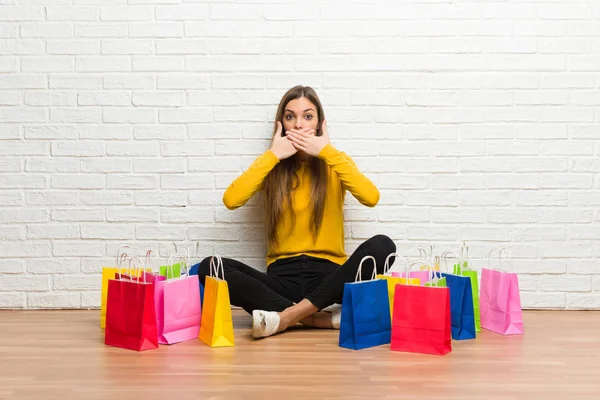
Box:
[339,256,391,350]
[156,253,201,344]
[454,265,480,332]
[480,249,524,335]
[453,242,480,332]
[439,271,476,341]
[104,257,158,351]
[189,262,205,310]
[377,253,419,321]
[438,251,475,340]
[391,270,430,284]
[199,255,234,347]
[391,282,452,356]
[100,245,139,328]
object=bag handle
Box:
[405,261,428,286]
[383,252,408,276]
[210,255,225,280]
[166,252,187,279]
[355,256,377,282]
[459,241,470,270]
[441,250,459,274]
[116,253,130,280]
[408,261,430,285]
[414,245,433,264]
[144,250,157,274]
[413,261,444,286]
[131,256,147,283]
[498,248,513,273]
[194,241,200,264]
[115,245,138,268]
[487,249,500,270]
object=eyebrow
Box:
[284,108,316,113]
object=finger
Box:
[276,121,282,136]
[293,130,310,138]
[287,131,303,141]
[292,141,308,152]
[288,136,304,145]
[321,120,328,137]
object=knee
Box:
[371,234,396,255]
[197,256,213,277]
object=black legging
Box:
[196,234,396,314]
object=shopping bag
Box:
[440,251,475,341]
[104,256,159,351]
[160,263,182,279]
[339,256,391,350]
[156,253,202,344]
[391,276,452,356]
[480,249,524,335]
[392,245,439,285]
[100,245,138,328]
[453,242,480,332]
[189,262,205,310]
[425,265,447,288]
[199,255,234,347]
[377,253,419,321]
[391,270,430,284]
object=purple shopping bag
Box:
[480,249,524,335]
[155,253,201,344]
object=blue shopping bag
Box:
[440,271,476,340]
[339,256,391,350]
[189,262,205,309]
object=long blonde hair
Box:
[263,85,328,248]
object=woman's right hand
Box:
[270,121,297,160]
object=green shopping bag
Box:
[160,263,183,279]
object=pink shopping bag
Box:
[390,247,431,284]
[155,253,201,344]
[480,249,524,335]
[391,270,430,284]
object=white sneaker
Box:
[330,305,342,329]
[252,310,281,339]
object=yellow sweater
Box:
[223,144,380,267]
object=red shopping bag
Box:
[105,257,159,352]
[391,274,452,356]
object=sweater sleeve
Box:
[318,143,380,207]
[222,150,280,210]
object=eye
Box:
[305,114,313,120]
[285,114,294,120]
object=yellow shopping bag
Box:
[199,255,235,347]
[377,253,420,321]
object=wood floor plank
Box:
[0,310,598,399]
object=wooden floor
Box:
[0,310,598,400]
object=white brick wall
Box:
[1,0,599,309]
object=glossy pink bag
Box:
[155,253,202,344]
[480,249,524,335]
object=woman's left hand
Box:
[286,120,330,157]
